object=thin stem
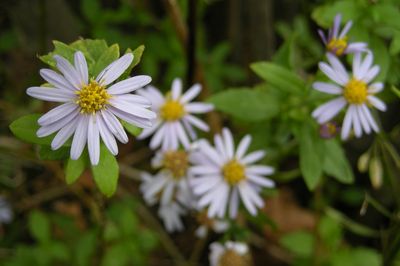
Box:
[363,193,393,219]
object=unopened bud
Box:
[369,157,383,189]
[358,152,370,173]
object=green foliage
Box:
[208,88,280,122]
[322,139,354,184]
[280,231,315,257]
[65,155,87,184]
[38,146,70,161]
[91,144,119,197]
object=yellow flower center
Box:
[327,37,348,56]
[160,100,185,121]
[163,150,189,179]
[343,78,368,104]
[76,80,110,114]
[223,160,245,185]
[218,249,248,266]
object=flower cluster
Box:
[314,13,386,140]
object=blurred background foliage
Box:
[1,0,400,265]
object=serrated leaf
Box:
[299,122,323,190]
[208,88,280,121]
[65,155,87,184]
[323,139,354,184]
[28,211,51,243]
[250,62,305,95]
[121,120,142,136]
[91,144,119,197]
[38,145,69,160]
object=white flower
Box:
[0,197,12,224]
[195,212,229,238]
[158,202,186,233]
[209,241,250,266]
[140,149,195,207]
[26,51,155,165]
[312,52,386,140]
[137,78,213,150]
[189,128,275,218]
[318,13,367,56]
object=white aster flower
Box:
[195,211,229,238]
[137,78,213,150]
[312,52,386,140]
[158,201,186,233]
[26,51,155,165]
[318,13,367,56]
[140,149,194,207]
[189,128,275,218]
[209,241,250,266]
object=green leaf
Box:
[250,62,305,95]
[298,123,323,190]
[118,45,146,80]
[10,114,54,146]
[121,120,142,136]
[74,230,98,266]
[318,216,342,250]
[91,44,120,77]
[39,40,77,67]
[208,88,280,122]
[28,211,51,243]
[312,1,361,28]
[65,155,87,184]
[38,145,69,160]
[370,36,390,81]
[91,144,119,197]
[323,139,354,184]
[331,248,381,266]
[280,231,314,257]
[391,85,400,98]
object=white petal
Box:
[87,115,100,165]
[332,14,342,38]
[236,135,251,160]
[367,82,384,94]
[137,120,162,139]
[229,187,239,218]
[53,55,82,89]
[338,21,352,39]
[109,98,156,119]
[341,107,354,140]
[51,117,78,150]
[175,121,190,148]
[367,95,386,111]
[190,166,220,175]
[171,78,182,100]
[345,42,368,54]
[247,174,275,187]
[361,104,379,132]
[192,176,221,195]
[107,75,152,95]
[96,53,133,86]
[27,87,74,102]
[222,128,234,159]
[161,182,175,205]
[358,52,373,78]
[246,165,274,176]
[185,103,214,113]
[240,150,265,165]
[326,53,349,83]
[356,106,371,134]
[70,115,89,160]
[214,134,228,162]
[351,105,362,138]
[313,82,342,94]
[40,69,76,91]
[38,102,77,126]
[137,86,165,108]
[353,52,362,78]
[199,142,224,166]
[37,110,79,137]
[98,113,118,155]
[362,65,380,84]
[113,94,151,108]
[108,106,153,128]
[100,109,128,143]
[319,62,347,86]
[74,51,88,85]
[150,123,166,149]
[184,115,209,132]
[238,183,257,215]
[314,97,347,124]
[181,84,201,103]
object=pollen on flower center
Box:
[223,160,245,185]
[160,100,185,121]
[327,37,348,56]
[343,78,368,104]
[163,150,189,179]
[218,249,247,266]
[76,80,110,114]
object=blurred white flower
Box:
[318,13,367,56]
[0,197,12,224]
[209,241,250,266]
[190,128,275,218]
[137,78,213,150]
[27,51,155,165]
[158,202,186,233]
[195,211,229,238]
[312,52,386,140]
[140,149,195,207]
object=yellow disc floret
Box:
[218,249,248,266]
[76,80,110,114]
[343,78,368,104]
[223,160,245,185]
[163,150,189,179]
[327,37,348,56]
[160,99,185,121]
